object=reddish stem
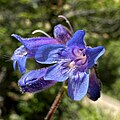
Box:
[44,83,65,120]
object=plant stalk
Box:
[44,82,66,120]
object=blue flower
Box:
[11,20,105,101]
[11,24,71,74]
[87,66,101,101]
[11,24,72,94]
[54,24,72,44]
[18,68,56,93]
[35,30,105,101]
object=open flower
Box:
[11,16,105,101]
[35,30,105,101]
[11,24,71,74]
[11,23,73,94]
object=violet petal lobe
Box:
[11,34,59,51]
[35,44,65,64]
[11,45,27,74]
[18,68,56,93]
[87,68,101,101]
[54,24,72,44]
[86,46,105,68]
[66,30,86,48]
[68,71,89,101]
[17,56,27,74]
[44,63,69,82]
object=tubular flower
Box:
[35,30,105,101]
[54,24,72,44]
[11,24,71,74]
[18,68,56,93]
[87,66,101,101]
[11,23,72,93]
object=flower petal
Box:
[35,44,65,64]
[11,34,59,51]
[87,68,101,101]
[11,45,27,74]
[17,56,27,74]
[66,30,86,48]
[54,24,72,44]
[68,71,89,101]
[44,63,69,82]
[86,46,105,68]
[12,57,27,74]
[18,68,56,93]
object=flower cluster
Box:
[11,17,105,101]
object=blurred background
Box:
[0,0,120,120]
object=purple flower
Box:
[18,68,56,93]
[11,24,72,93]
[87,67,101,101]
[11,24,71,74]
[11,45,28,74]
[11,19,105,101]
[54,24,72,44]
[35,30,105,100]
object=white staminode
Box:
[32,30,51,38]
[58,15,74,34]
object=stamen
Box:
[58,15,74,34]
[32,30,51,38]
[69,61,75,69]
